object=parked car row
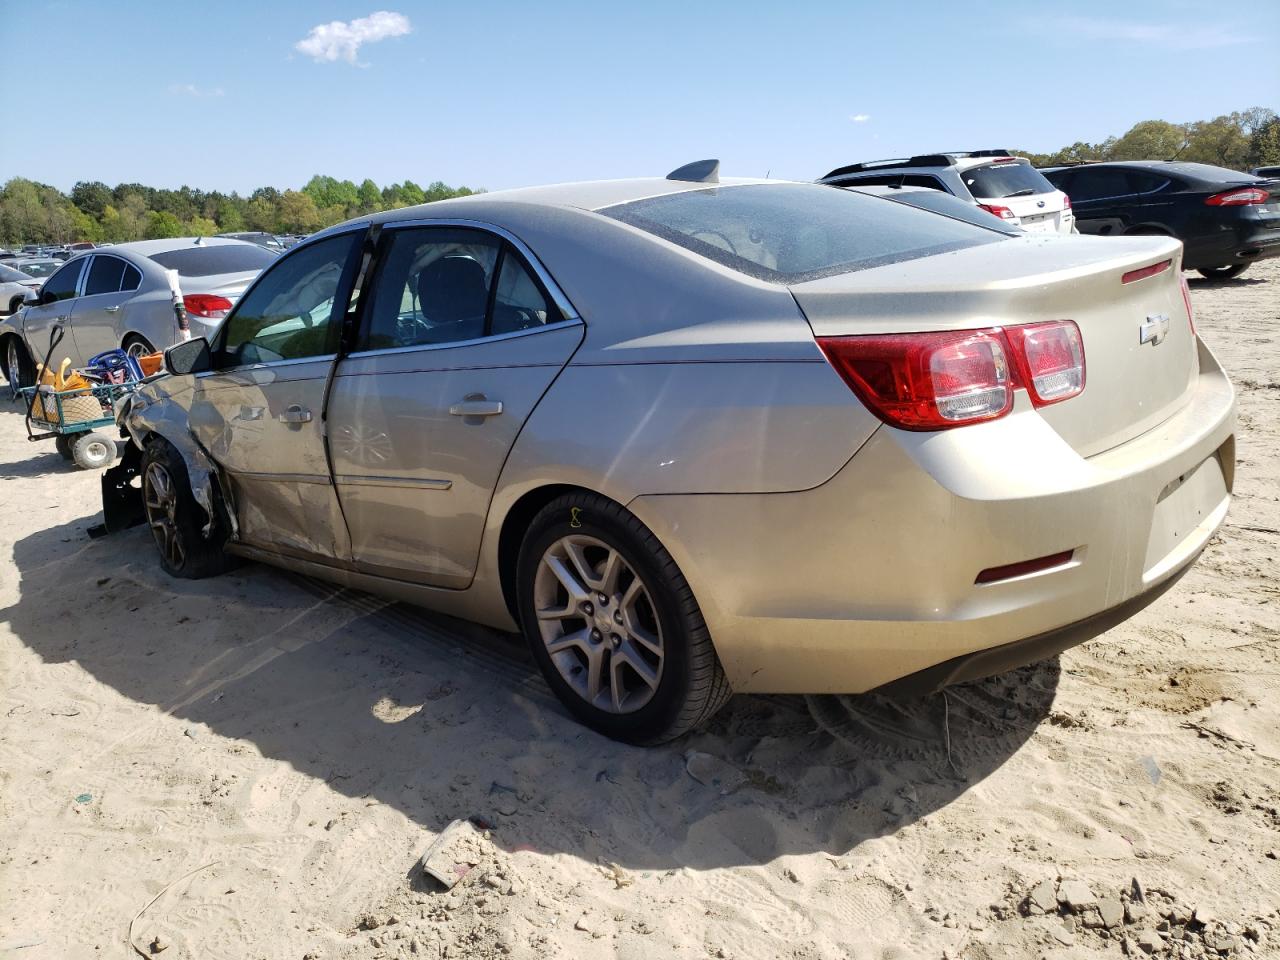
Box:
[1,237,277,391]
[88,159,1237,745]
[819,150,1280,279]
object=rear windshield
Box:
[601,183,1004,283]
[0,263,31,283]
[961,161,1056,200]
[148,244,277,277]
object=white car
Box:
[821,151,1076,234]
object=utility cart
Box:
[20,380,139,469]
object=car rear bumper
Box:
[628,339,1236,694]
[1184,224,1280,269]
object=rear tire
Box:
[123,334,155,360]
[71,431,117,470]
[55,435,74,460]
[1197,264,1248,280]
[141,438,234,579]
[516,491,732,744]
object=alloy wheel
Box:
[143,462,186,569]
[6,340,20,399]
[533,535,665,714]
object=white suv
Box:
[820,151,1076,235]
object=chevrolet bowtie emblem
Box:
[1140,314,1171,346]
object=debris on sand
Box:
[684,751,746,793]
[417,819,487,890]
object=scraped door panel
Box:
[328,324,583,588]
[190,360,351,560]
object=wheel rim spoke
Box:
[143,463,183,569]
[533,533,664,715]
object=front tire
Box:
[123,334,155,360]
[1197,264,1249,280]
[141,438,233,579]
[516,492,732,744]
[4,335,35,399]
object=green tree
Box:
[71,181,113,219]
[145,211,183,239]
[357,178,382,214]
[186,215,218,236]
[1109,120,1188,161]
[278,190,321,233]
[1248,117,1280,167]
[244,197,278,232]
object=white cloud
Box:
[850,113,871,123]
[295,11,412,64]
[1043,16,1256,50]
[169,84,224,97]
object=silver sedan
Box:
[4,237,275,384]
[108,167,1235,744]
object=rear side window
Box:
[149,244,277,277]
[602,183,1003,283]
[121,264,142,292]
[961,161,1055,200]
[1067,168,1136,201]
[1125,171,1172,193]
[84,256,127,296]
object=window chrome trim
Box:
[343,317,581,360]
[231,470,331,485]
[196,353,339,378]
[375,217,580,321]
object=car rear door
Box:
[187,229,365,560]
[22,258,87,368]
[66,254,137,360]
[326,222,584,588]
[1062,168,1138,235]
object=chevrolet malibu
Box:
[108,165,1235,744]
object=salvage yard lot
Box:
[1,261,1278,959]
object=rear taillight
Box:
[183,293,232,320]
[1062,194,1072,210]
[978,203,1018,222]
[1004,321,1086,406]
[1204,187,1269,206]
[819,322,1086,431]
[1179,273,1196,337]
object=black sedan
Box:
[1040,161,1280,279]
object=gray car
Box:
[4,237,275,386]
[108,166,1234,744]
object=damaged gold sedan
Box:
[103,166,1236,743]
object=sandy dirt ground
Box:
[1,260,1278,960]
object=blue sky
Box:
[2,0,1277,194]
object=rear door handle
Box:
[277,404,313,423]
[449,394,503,418]
[104,305,120,314]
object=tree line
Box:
[0,175,479,247]
[2,106,1277,247]
[1020,107,1278,170]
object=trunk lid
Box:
[179,269,259,304]
[960,159,1070,234]
[791,234,1197,457]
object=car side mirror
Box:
[164,336,212,375]
[24,290,50,307]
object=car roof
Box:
[363,176,777,223]
[92,237,261,257]
[1040,160,1261,184]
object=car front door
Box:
[189,229,365,560]
[327,223,584,588]
[22,257,87,370]
[66,254,137,360]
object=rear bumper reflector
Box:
[1122,259,1172,284]
[975,550,1075,585]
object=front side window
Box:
[602,183,1003,284]
[215,233,361,368]
[359,228,562,350]
[41,260,85,302]
[84,256,127,296]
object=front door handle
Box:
[277,404,313,423]
[449,394,503,418]
[104,305,120,314]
